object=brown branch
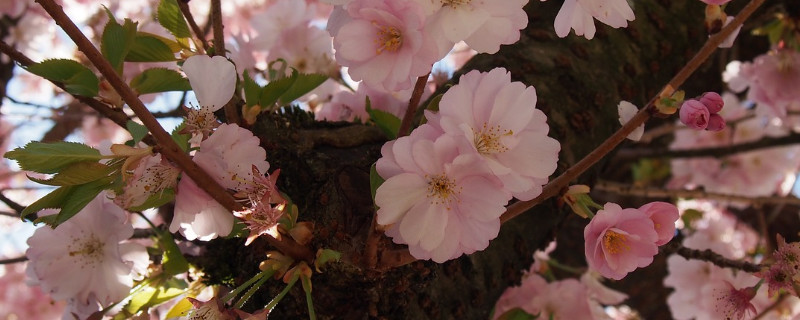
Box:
[594,181,800,206]
[208,0,240,125]
[397,74,429,137]
[660,241,761,273]
[35,0,314,262]
[177,0,208,52]
[0,191,24,213]
[499,0,766,224]
[0,211,17,217]
[615,132,800,160]
[0,40,157,146]
[0,256,27,264]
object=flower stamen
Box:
[473,123,512,155]
[374,23,402,54]
[426,174,461,209]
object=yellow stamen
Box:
[426,174,461,209]
[374,24,402,54]
[473,123,513,155]
[603,230,630,254]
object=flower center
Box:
[67,235,105,267]
[473,123,512,155]
[602,230,629,254]
[441,0,471,8]
[426,174,461,209]
[374,24,402,54]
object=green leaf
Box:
[101,14,138,75]
[278,73,327,104]
[126,120,149,144]
[4,141,103,174]
[314,249,342,272]
[124,283,186,315]
[126,35,177,62]
[170,122,191,152]
[495,308,539,320]
[366,102,401,140]
[28,161,113,186]
[130,68,191,95]
[157,0,191,38]
[32,177,115,227]
[369,163,384,204]
[158,231,189,277]
[260,70,297,107]
[164,298,193,319]
[127,188,175,212]
[24,59,99,97]
[243,70,262,107]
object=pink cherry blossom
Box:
[0,263,65,319]
[679,99,710,130]
[172,124,270,240]
[638,201,679,246]
[730,49,800,117]
[375,127,511,262]
[699,92,724,113]
[584,202,659,280]
[712,281,758,320]
[183,55,237,111]
[25,194,148,317]
[331,0,441,91]
[421,0,528,54]
[493,273,596,320]
[706,113,726,131]
[316,83,415,122]
[554,0,635,40]
[433,68,560,201]
[114,153,180,209]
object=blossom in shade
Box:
[182,55,237,111]
[434,68,560,201]
[638,201,679,246]
[679,99,710,130]
[375,126,511,262]
[617,100,643,141]
[331,0,441,91]
[114,153,180,209]
[554,0,635,40]
[25,195,148,317]
[172,124,270,240]
[712,281,758,320]
[756,235,800,298]
[700,0,732,5]
[422,0,528,54]
[729,49,800,117]
[584,202,659,280]
[493,273,597,319]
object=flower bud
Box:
[706,113,726,131]
[679,99,710,130]
[699,91,724,113]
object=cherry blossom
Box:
[114,153,180,209]
[182,55,238,111]
[584,202,658,280]
[25,195,148,318]
[330,0,441,91]
[433,68,560,201]
[375,127,511,262]
[554,0,635,40]
[617,100,643,141]
[679,99,711,130]
[727,49,800,117]
[638,201,679,246]
[0,263,65,319]
[421,0,528,54]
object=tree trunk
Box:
[192,1,778,319]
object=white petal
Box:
[183,55,237,111]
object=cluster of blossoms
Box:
[549,0,634,40]
[725,49,800,119]
[584,201,679,280]
[757,235,800,299]
[665,200,800,319]
[679,92,726,131]
[375,68,560,262]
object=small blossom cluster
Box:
[493,271,629,319]
[375,68,560,262]
[724,49,800,119]
[550,0,635,40]
[679,91,726,131]
[584,201,679,280]
[756,235,800,298]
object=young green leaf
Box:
[31,177,115,226]
[366,103,401,140]
[157,0,191,38]
[130,68,191,95]
[243,69,263,107]
[28,161,113,186]
[164,298,193,319]
[24,59,99,97]
[101,15,138,75]
[127,188,175,212]
[158,230,189,277]
[126,35,177,62]
[278,73,328,104]
[4,141,103,174]
[124,284,186,316]
[260,70,298,108]
[170,122,191,152]
[126,120,150,144]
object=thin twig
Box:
[499,0,766,224]
[35,0,314,263]
[616,132,800,159]
[397,74,429,137]
[177,0,208,52]
[0,211,18,217]
[594,181,800,206]
[0,192,25,213]
[208,0,240,125]
[0,256,27,264]
[660,241,761,273]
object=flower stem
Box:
[264,272,300,312]
[223,268,274,304]
[234,269,274,309]
[301,274,317,320]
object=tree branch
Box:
[0,256,27,264]
[398,74,429,138]
[594,181,800,206]
[615,132,800,159]
[177,0,208,52]
[34,0,314,263]
[208,0,240,125]
[660,241,761,273]
[499,0,766,224]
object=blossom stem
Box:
[264,272,300,312]
[659,241,761,273]
[500,0,766,224]
[177,0,208,52]
[0,256,27,264]
[34,0,315,263]
[594,181,800,206]
[233,268,274,309]
[301,274,317,320]
[398,74,430,137]
[546,259,584,275]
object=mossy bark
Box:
[191,1,779,319]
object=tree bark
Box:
[192,1,780,319]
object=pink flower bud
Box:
[699,92,724,113]
[706,113,726,131]
[679,100,710,130]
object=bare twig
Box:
[660,241,761,273]
[208,0,240,125]
[500,0,766,224]
[35,0,314,262]
[397,74,429,137]
[594,181,800,206]
[0,256,27,264]
[177,0,208,52]
[616,132,800,159]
